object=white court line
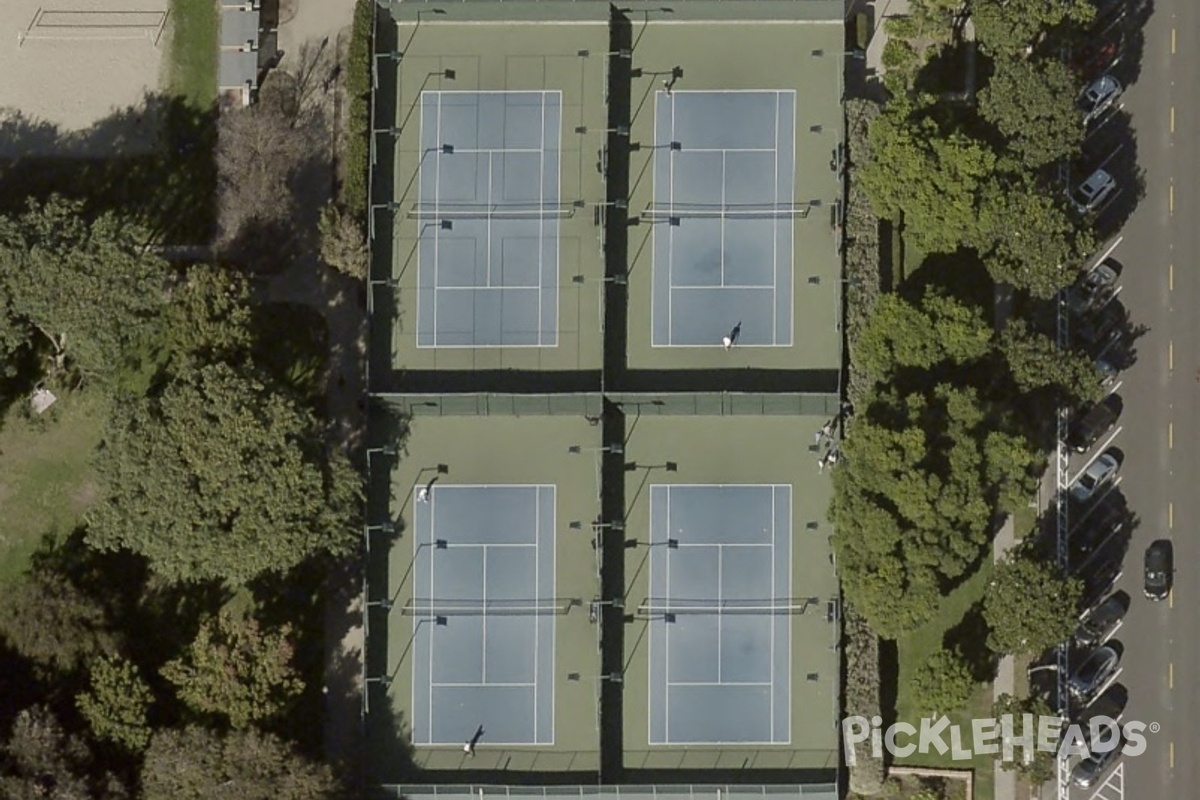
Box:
[431,681,537,688]
[668,680,774,687]
[671,283,775,290]
[434,285,543,291]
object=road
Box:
[1081,0,1199,797]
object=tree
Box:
[215,100,324,248]
[317,203,368,279]
[0,571,116,673]
[993,693,1058,784]
[140,727,339,800]
[87,363,361,584]
[77,656,153,753]
[972,0,1095,55]
[859,107,997,255]
[855,291,992,379]
[985,554,1082,655]
[999,319,1103,404]
[973,177,1092,298]
[830,384,1039,637]
[0,196,166,378]
[979,56,1084,168]
[911,649,977,715]
[161,264,254,365]
[161,612,303,729]
[0,706,126,800]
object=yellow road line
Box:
[1173,27,1177,54]
[1170,183,1175,214]
[1170,588,1174,609]
[1171,107,1176,133]
[1171,741,1176,769]
[1169,421,1174,449]
[1170,340,1174,369]
[1169,501,1174,529]
[1170,662,1175,688]
[1170,263,1175,291]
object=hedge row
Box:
[843,603,886,796]
[842,98,884,406]
[343,0,374,220]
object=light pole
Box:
[629,140,681,153]
[392,69,457,142]
[402,8,448,55]
[365,521,396,537]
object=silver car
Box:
[1080,75,1122,124]
[1070,452,1119,504]
[1072,169,1118,214]
[1072,737,1123,788]
[1069,261,1119,316]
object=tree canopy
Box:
[830,384,1038,637]
[911,649,977,716]
[162,612,303,729]
[854,290,992,379]
[77,656,153,753]
[978,56,1084,169]
[140,727,339,800]
[999,319,1103,404]
[972,0,1095,56]
[0,570,116,674]
[87,363,361,584]
[0,196,166,378]
[0,706,126,800]
[974,176,1093,298]
[984,553,1082,655]
[992,693,1058,783]
[859,108,997,256]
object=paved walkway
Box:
[992,514,1019,800]
[267,0,365,785]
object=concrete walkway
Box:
[265,0,365,786]
[992,514,1019,800]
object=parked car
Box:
[1075,302,1127,351]
[1095,358,1118,389]
[1069,261,1120,315]
[1072,169,1118,214]
[1143,539,1173,601]
[1080,75,1122,124]
[1080,546,1125,611]
[1067,394,1122,453]
[1070,451,1120,504]
[1069,646,1120,702]
[1074,593,1126,648]
[1077,683,1128,721]
[1073,33,1123,79]
[1072,735,1123,788]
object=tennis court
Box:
[416,91,563,349]
[410,484,557,745]
[650,91,796,348]
[645,484,792,745]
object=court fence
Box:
[373,392,840,418]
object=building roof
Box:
[220,7,260,49]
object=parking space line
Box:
[1068,428,1122,482]
[1092,235,1124,268]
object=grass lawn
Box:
[0,390,108,584]
[892,559,997,800]
[166,0,219,108]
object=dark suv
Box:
[1067,394,1122,453]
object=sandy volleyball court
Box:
[0,0,169,156]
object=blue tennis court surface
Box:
[650,91,796,347]
[410,485,556,745]
[416,92,562,348]
[646,484,792,745]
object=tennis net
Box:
[637,597,819,616]
[403,598,581,616]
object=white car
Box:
[1072,169,1117,215]
[1080,74,1122,124]
[1070,452,1119,504]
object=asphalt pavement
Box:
[1074,0,1199,798]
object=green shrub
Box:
[843,604,886,796]
[343,0,374,220]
